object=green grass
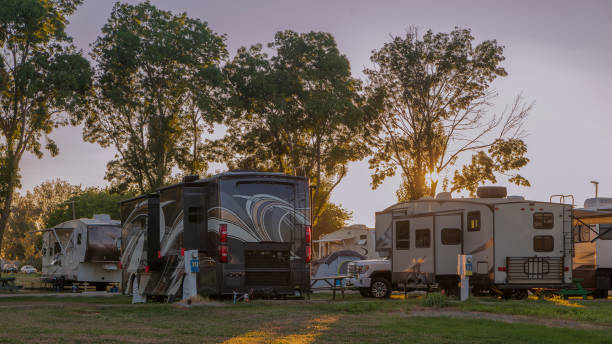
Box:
[455,297,612,323]
[0,294,609,343]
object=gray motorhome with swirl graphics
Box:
[120,171,311,301]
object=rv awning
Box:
[573,209,612,225]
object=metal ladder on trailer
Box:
[550,194,575,257]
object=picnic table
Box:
[310,275,348,300]
[0,277,17,293]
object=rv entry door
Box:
[435,214,463,276]
[392,216,434,283]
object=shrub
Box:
[421,293,449,308]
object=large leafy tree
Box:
[215,31,371,229]
[45,188,131,228]
[366,28,532,201]
[84,2,227,193]
[2,180,81,267]
[0,0,92,253]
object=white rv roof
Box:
[379,197,550,213]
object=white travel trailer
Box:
[375,186,573,297]
[573,197,612,297]
[40,215,121,290]
[314,224,379,259]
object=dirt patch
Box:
[405,307,611,330]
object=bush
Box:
[421,293,449,308]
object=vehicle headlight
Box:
[359,265,370,274]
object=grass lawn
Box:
[0,293,610,343]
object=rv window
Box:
[54,242,61,254]
[77,233,82,245]
[42,248,46,256]
[533,212,554,229]
[415,229,430,248]
[359,235,367,240]
[467,211,480,232]
[188,206,204,224]
[441,228,461,245]
[574,224,592,243]
[534,235,554,252]
[600,224,612,240]
[395,221,410,249]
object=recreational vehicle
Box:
[40,215,121,290]
[314,224,379,259]
[120,171,311,302]
[374,186,573,298]
[573,197,612,297]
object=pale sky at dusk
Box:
[20,0,612,227]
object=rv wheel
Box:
[370,278,391,298]
[359,288,371,297]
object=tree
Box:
[215,31,372,226]
[313,202,353,240]
[45,188,131,227]
[0,0,92,253]
[365,28,532,201]
[84,2,227,193]
[1,180,81,267]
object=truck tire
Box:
[370,278,391,298]
[359,288,371,297]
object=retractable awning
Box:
[573,209,612,225]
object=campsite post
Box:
[457,255,473,301]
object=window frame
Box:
[441,228,461,245]
[533,212,554,229]
[415,228,431,248]
[533,235,554,252]
[467,211,481,232]
[395,221,410,250]
[599,224,612,240]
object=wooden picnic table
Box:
[310,275,348,300]
[0,277,17,293]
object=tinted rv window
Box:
[188,206,204,224]
[467,211,480,232]
[77,233,82,245]
[533,212,554,229]
[574,224,592,243]
[42,248,46,256]
[395,221,410,249]
[534,235,554,252]
[54,242,61,254]
[600,224,612,240]
[415,229,430,248]
[441,228,461,245]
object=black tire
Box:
[359,288,371,297]
[370,278,391,298]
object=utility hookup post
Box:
[457,255,473,301]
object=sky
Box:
[19,0,612,227]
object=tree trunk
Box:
[0,159,19,255]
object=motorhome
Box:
[120,171,311,302]
[40,215,121,290]
[573,197,612,297]
[374,186,573,298]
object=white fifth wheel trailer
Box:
[375,186,573,297]
[39,215,121,290]
[572,197,612,297]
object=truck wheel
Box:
[370,278,391,298]
[359,288,371,297]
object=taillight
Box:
[305,226,311,244]
[219,224,228,243]
[219,245,228,263]
[119,261,123,270]
[498,267,507,272]
[564,267,569,272]
[145,265,150,273]
[305,244,311,263]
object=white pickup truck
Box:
[345,259,392,298]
